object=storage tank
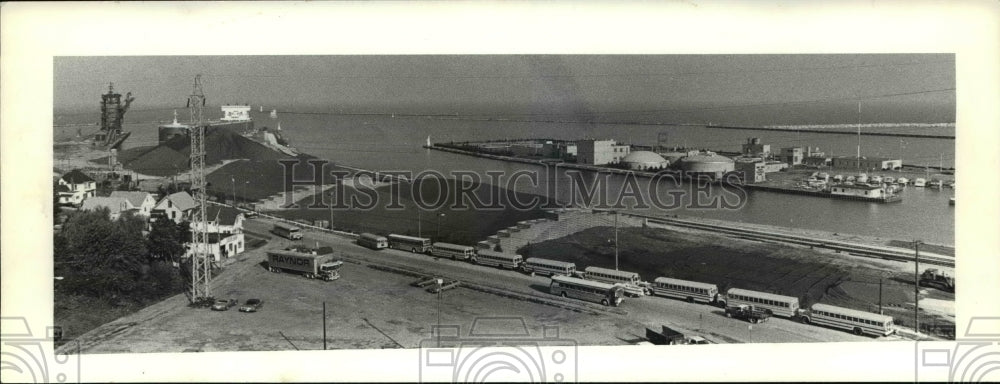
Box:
[622,151,669,170]
[678,152,735,179]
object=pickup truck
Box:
[725,304,771,324]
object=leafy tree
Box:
[55,208,149,300]
[147,218,185,262]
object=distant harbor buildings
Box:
[576,139,631,166]
[831,156,902,171]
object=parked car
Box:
[239,298,263,312]
[211,298,238,311]
[411,276,439,288]
[686,336,715,344]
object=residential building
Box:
[151,191,198,224]
[56,169,97,206]
[189,205,245,235]
[80,196,136,221]
[576,139,631,165]
[109,191,157,217]
[184,232,245,263]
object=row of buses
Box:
[648,276,895,337]
[356,233,895,337]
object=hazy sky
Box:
[54,54,954,122]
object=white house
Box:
[184,232,245,262]
[57,170,97,206]
[79,196,136,221]
[151,191,198,224]
[189,205,245,234]
[109,191,157,218]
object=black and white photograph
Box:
[3,2,999,382]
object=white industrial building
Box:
[576,139,631,165]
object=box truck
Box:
[267,250,340,281]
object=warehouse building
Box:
[831,156,902,171]
[576,139,631,165]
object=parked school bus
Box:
[431,242,476,260]
[796,303,896,337]
[471,250,523,269]
[522,257,576,277]
[550,275,624,307]
[650,277,723,305]
[358,233,388,250]
[724,288,800,318]
[582,266,650,297]
[272,223,303,240]
[387,234,432,253]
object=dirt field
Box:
[519,226,954,331]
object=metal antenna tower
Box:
[188,74,211,302]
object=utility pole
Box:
[231,176,236,205]
[856,100,861,169]
[323,301,327,350]
[329,191,334,230]
[614,211,619,271]
[914,240,923,335]
[436,278,443,347]
[418,209,422,238]
[188,74,211,303]
[878,278,883,315]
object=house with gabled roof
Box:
[80,196,136,221]
[151,191,197,224]
[109,191,158,217]
[57,169,97,206]
[184,232,245,263]
[189,204,245,235]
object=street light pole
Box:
[231,176,236,205]
[437,213,445,240]
[418,209,422,238]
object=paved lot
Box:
[61,217,885,354]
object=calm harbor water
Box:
[55,108,956,245]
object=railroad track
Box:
[638,215,955,268]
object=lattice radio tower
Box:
[188,74,212,302]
